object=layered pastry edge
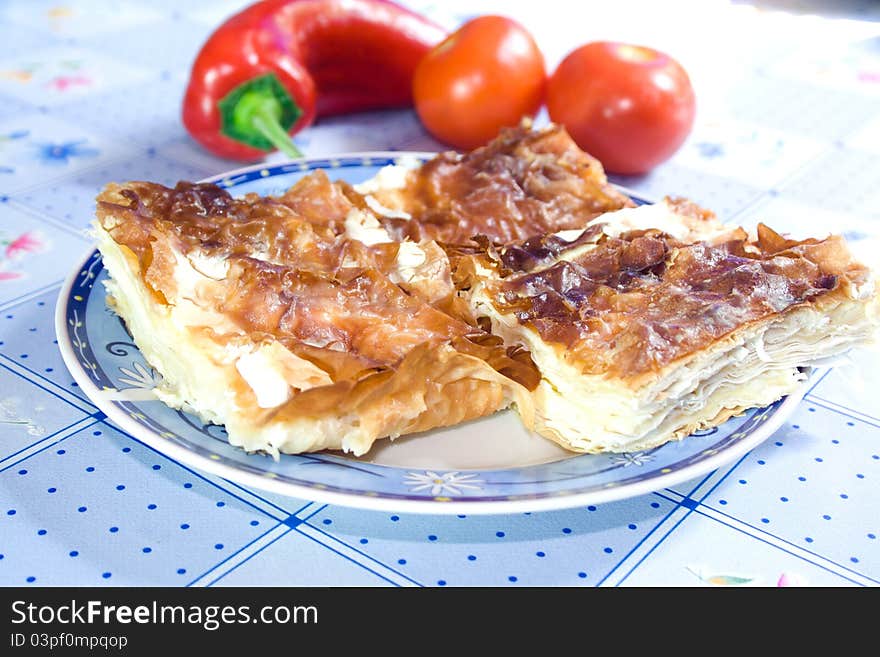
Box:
[462,203,880,453]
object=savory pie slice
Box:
[94,180,538,457]
[358,120,634,245]
[461,200,880,453]
[91,121,879,460]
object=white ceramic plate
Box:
[55,153,808,514]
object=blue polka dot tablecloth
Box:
[1,0,879,588]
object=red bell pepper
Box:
[182,0,446,161]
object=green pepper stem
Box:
[251,104,303,159]
[218,74,304,158]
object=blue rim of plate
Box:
[55,153,807,515]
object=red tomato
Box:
[413,15,545,150]
[547,42,696,175]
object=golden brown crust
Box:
[369,121,634,245]
[472,222,871,381]
[259,341,531,447]
[95,178,540,455]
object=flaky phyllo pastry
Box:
[93,123,880,457]
[458,201,880,453]
[94,180,538,457]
